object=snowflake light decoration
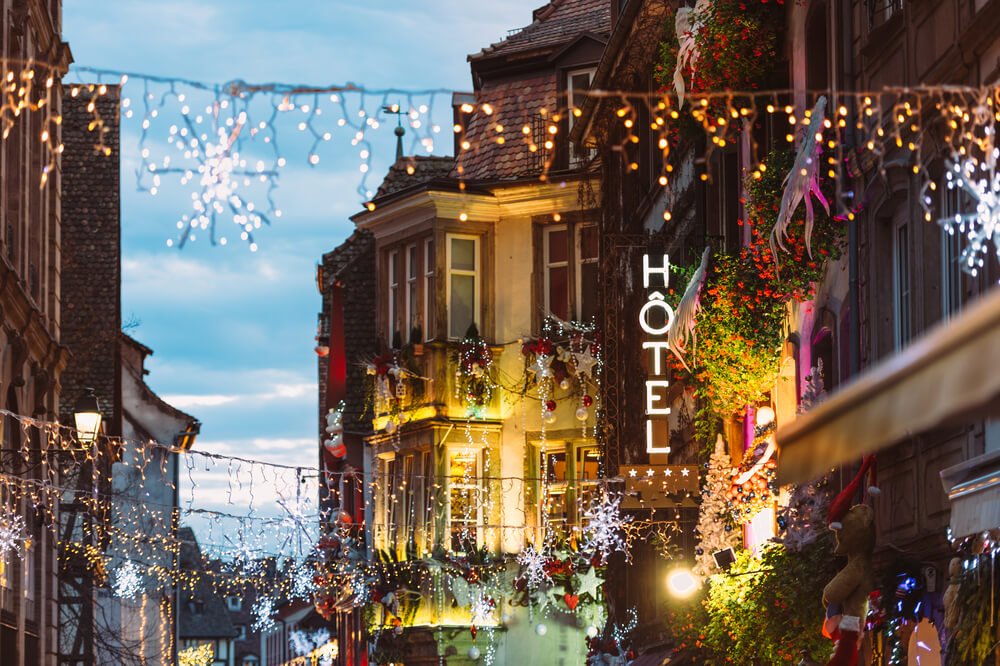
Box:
[581,491,632,562]
[469,589,498,627]
[290,561,318,600]
[516,544,551,590]
[112,559,144,599]
[289,628,331,657]
[276,491,318,557]
[0,512,25,559]
[160,101,279,251]
[252,595,278,633]
[940,148,1000,276]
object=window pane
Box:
[580,225,598,260]
[450,273,475,338]
[548,266,568,320]
[580,262,598,322]
[451,238,475,271]
[548,229,568,264]
[541,449,567,484]
[571,72,591,110]
[576,447,600,482]
[408,245,418,279]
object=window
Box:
[576,224,599,322]
[567,68,596,164]
[424,239,436,340]
[941,179,966,320]
[448,449,482,552]
[226,596,242,612]
[893,215,911,349]
[387,250,399,344]
[447,235,479,339]
[537,441,600,528]
[544,225,570,320]
[235,625,247,641]
[405,244,418,342]
[543,223,599,322]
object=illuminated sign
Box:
[641,254,673,456]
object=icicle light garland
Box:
[0,56,990,266]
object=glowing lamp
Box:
[666,568,700,599]
[756,405,776,427]
[73,388,102,445]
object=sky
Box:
[62,0,542,552]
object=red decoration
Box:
[470,625,478,640]
[564,593,580,610]
[545,400,557,412]
[582,394,593,408]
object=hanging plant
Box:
[689,252,785,417]
[655,0,786,127]
[743,147,847,301]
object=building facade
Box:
[574,0,1000,661]
[0,2,72,663]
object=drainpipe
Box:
[842,0,860,379]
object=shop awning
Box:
[940,449,1000,538]
[777,287,1000,486]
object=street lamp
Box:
[74,388,102,445]
[666,567,700,599]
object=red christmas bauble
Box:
[545,400,557,412]
[582,394,593,408]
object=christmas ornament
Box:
[575,406,589,421]
[535,623,548,636]
[468,646,481,660]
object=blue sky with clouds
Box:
[62,0,541,547]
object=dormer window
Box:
[567,68,596,165]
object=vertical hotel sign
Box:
[640,253,673,457]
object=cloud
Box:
[162,382,315,411]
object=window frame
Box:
[567,67,597,164]
[423,238,436,341]
[540,221,598,322]
[534,439,600,529]
[445,233,481,341]
[892,213,911,349]
[405,243,418,342]
[543,224,570,320]
[387,249,399,344]
[446,447,484,553]
[575,222,599,323]
[940,175,965,320]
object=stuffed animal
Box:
[823,455,878,666]
[943,557,962,634]
[323,401,347,459]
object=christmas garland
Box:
[454,323,496,417]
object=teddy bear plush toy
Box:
[822,455,878,666]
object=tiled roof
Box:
[178,527,239,640]
[470,0,611,61]
[374,155,456,201]
[453,73,558,181]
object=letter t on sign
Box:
[643,254,670,289]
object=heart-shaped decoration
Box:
[564,593,579,610]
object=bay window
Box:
[447,234,479,339]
